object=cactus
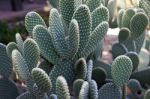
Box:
[49,94,58,99]
[0,43,12,78]
[117,9,125,28]
[56,76,70,99]
[6,42,18,58]
[86,0,101,12]
[144,89,150,99]
[0,78,19,99]
[73,79,84,97]
[86,60,93,81]
[74,58,87,80]
[112,42,128,59]
[79,81,89,99]
[31,68,52,93]
[111,55,133,87]
[17,91,36,99]
[127,79,142,93]
[15,33,24,53]
[25,12,46,36]
[125,52,139,72]
[89,80,98,99]
[92,67,107,86]
[98,83,122,99]
[118,28,130,43]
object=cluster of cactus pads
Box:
[0,0,150,99]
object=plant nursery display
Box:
[0,0,150,99]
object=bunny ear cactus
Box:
[86,60,93,81]
[48,0,59,9]
[25,11,46,36]
[74,58,87,80]
[72,4,92,57]
[86,0,102,12]
[144,89,150,99]
[0,43,12,78]
[98,82,122,99]
[118,28,130,43]
[31,68,52,93]
[89,80,98,99]
[15,33,24,53]
[17,91,36,99]
[33,25,60,64]
[56,76,70,99]
[73,79,84,97]
[6,42,18,58]
[111,55,133,87]
[79,81,89,99]
[49,94,58,99]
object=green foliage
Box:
[73,79,84,97]
[32,68,52,93]
[111,55,133,87]
[56,76,70,99]
[0,43,12,78]
[98,83,122,99]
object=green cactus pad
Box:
[86,0,101,12]
[89,80,98,99]
[87,60,93,81]
[122,8,136,28]
[56,76,70,99]
[144,89,150,99]
[73,79,84,97]
[6,42,18,58]
[127,79,142,93]
[117,9,125,28]
[79,81,89,99]
[0,78,19,99]
[16,91,36,99]
[59,0,75,26]
[33,25,59,64]
[111,55,133,87]
[72,4,92,56]
[23,38,40,72]
[107,0,116,22]
[130,12,149,38]
[122,38,136,52]
[75,58,87,80]
[98,82,122,99]
[25,11,46,36]
[49,8,69,58]
[82,21,109,58]
[32,68,52,93]
[125,52,139,71]
[112,42,128,59]
[12,49,30,80]
[68,19,79,57]
[0,43,12,78]
[49,60,75,93]
[92,6,109,30]
[92,67,107,86]
[118,28,130,43]
[15,33,24,54]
